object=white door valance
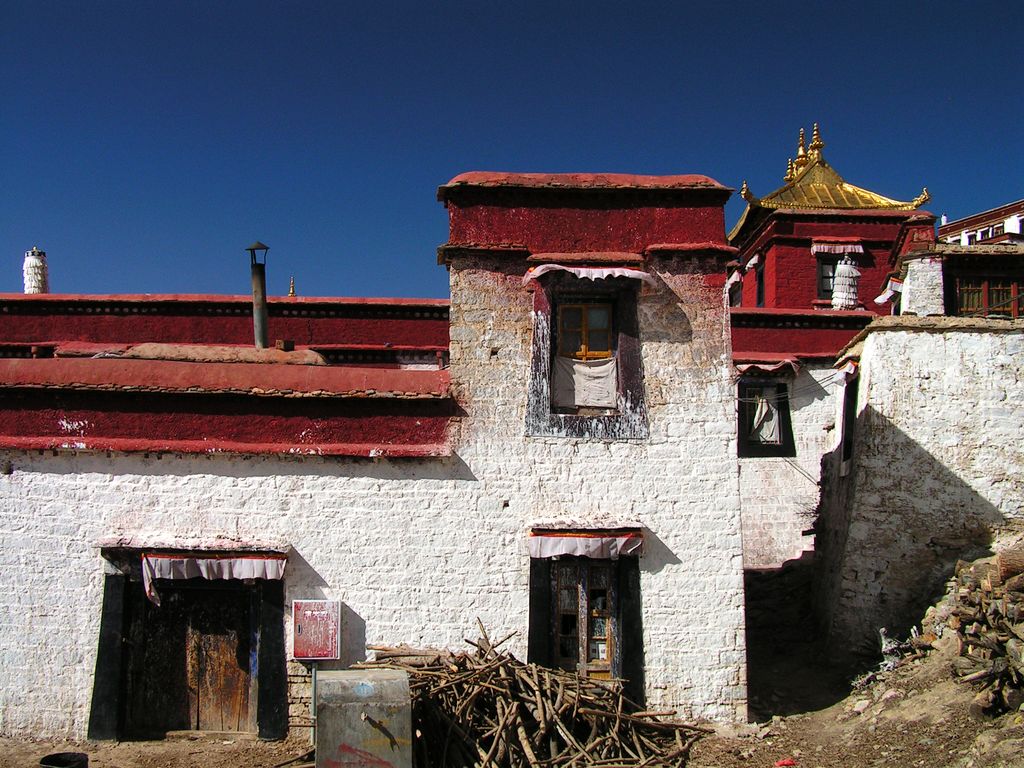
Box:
[523,264,658,287]
[528,528,644,560]
[143,552,288,605]
[811,242,864,255]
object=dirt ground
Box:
[4,641,1023,768]
[4,620,1024,768]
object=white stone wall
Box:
[739,365,840,570]
[900,256,945,316]
[447,255,746,720]
[0,256,748,740]
[821,319,1024,649]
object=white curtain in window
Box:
[552,356,617,408]
[750,386,781,444]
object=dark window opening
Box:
[728,278,743,308]
[841,374,859,463]
[738,380,796,458]
[557,302,613,360]
[755,261,766,307]
[817,257,839,301]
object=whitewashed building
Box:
[0,171,750,740]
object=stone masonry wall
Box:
[739,365,840,570]
[0,253,747,740]
[901,256,945,316]
[820,319,1024,652]
[446,252,746,720]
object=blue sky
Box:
[2,1,1020,299]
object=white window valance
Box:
[528,528,644,560]
[811,242,864,255]
[523,264,658,287]
[142,552,288,605]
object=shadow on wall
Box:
[815,405,1005,666]
[638,526,682,575]
[287,548,367,668]
[2,449,479,483]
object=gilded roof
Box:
[739,124,929,213]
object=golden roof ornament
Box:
[728,125,932,241]
[793,127,809,171]
[288,276,296,297]
[808,122,824,158]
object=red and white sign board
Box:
[292,599,341,660]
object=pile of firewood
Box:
[948,547,1024,715]
[357,623,710,767]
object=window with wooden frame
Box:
[556,303,613,360]
[525,272,648,439]
[953,276,1024,317]
[737,379,796,458]
[946,259,1024,318]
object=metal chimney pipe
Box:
[246,242,270,349]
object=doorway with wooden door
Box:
[528,555,646,706]
[122,579,258,737]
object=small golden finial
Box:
[288,276,296,297]
[809,122,824,157]
[793,127,809,170]
[740,180,757,203]
[784,158,796,183]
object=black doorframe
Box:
[88,571,287,740]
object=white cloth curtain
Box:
[528,531,644,560]
[552,356,618,408]
[750,386,781,444]
[143,553,287,605]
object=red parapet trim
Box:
[0,293,450,307]
[0,435,451,458]
[0,358,451,398]
[439,171,730,194]
[731,307,874,320]
[527,251,644,265]
[645,242,738,254]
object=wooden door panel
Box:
[123,581,256,736]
